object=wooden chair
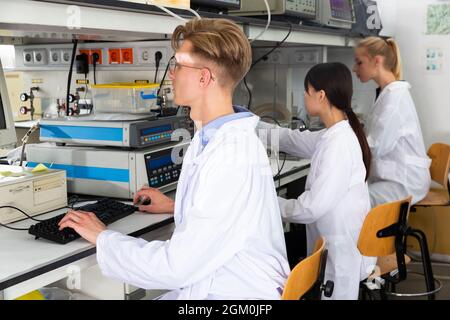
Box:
[358,197,441,299]
[414,143,450,207]
[282,237,334,300]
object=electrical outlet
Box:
[138,47,153,64]
[138,47,168,65]
[108,48,121,64]
[33,49,47,65]
[271,51,282,63]
[61,49,72,64]
[23,50,34,65]
[90,49,103,64]
[49,49,61,64]
[121,48,134,64]
[291,50,319,64]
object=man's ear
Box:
[199,69,212,87]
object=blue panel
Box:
[27,162,129,183]
[40,125,123,142]
[141,124,172,136]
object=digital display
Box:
[141,124,172,136]
[147,154,173,170]
[330,0,353,22]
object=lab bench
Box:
[0,159,310,300]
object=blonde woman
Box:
[353,37,431,207]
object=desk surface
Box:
[0,202,173,293]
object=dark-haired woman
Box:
[259,63,376,300]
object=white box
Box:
[0,165,67,224]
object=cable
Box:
[0,206,45,222]
[250,0,271,43]
[0,199,99,231]
[67,195,105,209]
[154,51,163,84]
[244,21,293,109]
[243,77,252,111]
[18,122,40,167]
[260,115,287,192]
[84,75,88,106]
[0,223,29,231]
[156,55,173,114]
[67,39,78,116]
[93,58,97,85]
[252,21,293,69]
[275,152,288,192]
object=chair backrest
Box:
[428,143,450,190]
[358,197,412,257]
[282,237,325,300]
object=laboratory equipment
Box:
[27,142,189,199]
[230,0,316,19]
[19,87,40,121]
[315,0,356,29]
[91,83,159,114]
[191,0,240,12]
[0,164,67,224]
[38,114,192,148]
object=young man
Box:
[59,18,290,300]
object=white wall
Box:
[377,0,450,147]
[0,45,15,69]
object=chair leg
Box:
[391,282,396,294]
[408,229,436,300]
[379,284,388,300]
[361,285,367,301]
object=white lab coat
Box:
[258,120,377,300]
[96,115,290,300]
[366,81,431,207]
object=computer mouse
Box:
[136,196,152,206]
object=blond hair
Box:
[357,37,403,81]
[171,18,252,88]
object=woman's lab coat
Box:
[96,115,290,300]
[366,81,431,207]
[259,120,376,300]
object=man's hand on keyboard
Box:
[58,210,106,244]
[133,186,175,214]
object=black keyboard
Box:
[29,199,137,244]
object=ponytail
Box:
[385,38,403,81]
[357,37,403,81]
[305,62,372,181]
[345,109,372,181]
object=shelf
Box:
[0,0,361,46]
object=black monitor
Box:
[191,0,240,13]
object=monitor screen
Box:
[147,154,173,170]
[330,0,353,22]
